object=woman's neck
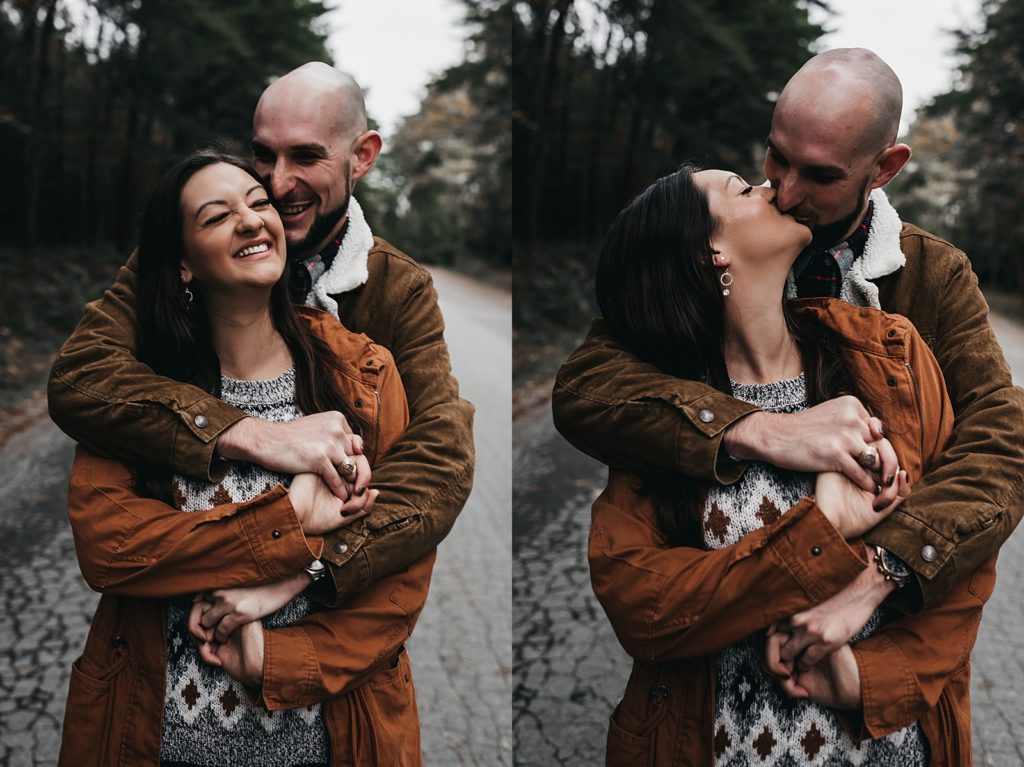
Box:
[722,290,802,385]
[204,296,291,380]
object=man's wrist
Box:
[217,417,255,462]
[722,411,769,462]
[870,544,912,589]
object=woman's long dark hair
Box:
[596,165,857,545]
[135,148,356,499]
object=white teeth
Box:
[235,243,269,258]
[281,203,312,215]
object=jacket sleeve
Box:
[316,269,475,605]
[48,254,245,481]
[260,550,436,709]
[867,254,1024,609]
[847,554,994,740]
[589,470,868,662]
[67,447,321,598]
[552,319,756,485]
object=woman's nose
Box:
[237,206,265,231]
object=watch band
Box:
[304,559,327,583]
[871,545,911,588]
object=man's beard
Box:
[289,192,350,258]
[808,177,872,250]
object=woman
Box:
[59,150,433,766]
[589,166,991,765]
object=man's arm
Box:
[553,319,755,484]
[318,261,475,605]
[867,253,1024,609]
[48,255,245,481]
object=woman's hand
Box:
[188,573,309,643]
[774,644,861,710]
[815,461,910,539]
[289,472,379,535]
[195,619,265,688]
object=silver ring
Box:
[338,457,357,481]
[857,446,879,468]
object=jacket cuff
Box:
[865,509,950,612]
[769,499,868,603]
[235,487,321,580]
[172,397,248,482]
[261,627,318,710]
[674,393,760,484]
[852,634,918,739]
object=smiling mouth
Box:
[234,242,270,259]
[278,201,313,217]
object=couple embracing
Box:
[555,48,1024,766]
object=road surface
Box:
[513,308,1024,766]
[0,267,512,766]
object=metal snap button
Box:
[194,414,209,428]
[811,546,822,556]
[334,542,349,554]
[698,409,715,423]
[921,545,937,562]
[271,529,282,539]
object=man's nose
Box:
[774,172,801,212]
[268,160,295,200]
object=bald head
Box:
[256,62,367,141]
[777,48,903,156]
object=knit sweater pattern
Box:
[159,367,329,767]
[705,373,926,767]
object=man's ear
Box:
[351,130,383,182]
[872,143,911,189]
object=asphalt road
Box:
[513,308,1024,767]
[0,267,512,767]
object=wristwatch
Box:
[871,545,912,588]
[304,559,327,583]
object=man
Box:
[553,49,1024,667]
[48,62,475,606]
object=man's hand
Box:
[764,546,894,674]
[724,397,897,499]
[195,620,265,688]
[188,573,309,644]
[217,413,370,500]
[775,644,861,710]
[815,469,910,540]
[288,472,379,535]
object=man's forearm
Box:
[48,254,244,480]
[553,319,755,483]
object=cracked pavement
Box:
[0,268,511,766]
[513,309,1024,766]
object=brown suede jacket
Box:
[59,308,434,766]
[557,222,1024,611]
[48,237,475,606]
[591,299,993,766]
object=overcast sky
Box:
[326,0,467,140]
[808,0,984,136]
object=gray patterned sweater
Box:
[705,373,927,767]
[159,367,329,767]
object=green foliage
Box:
[906,0,1024,290]
[512,0,827,329]
[0,0,332,252]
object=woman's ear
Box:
[180,263,193,284]
[711,249,731,269]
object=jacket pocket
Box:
[357,647,422,766]
[605,686,669,767]
[58,651,128,767]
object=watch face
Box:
[882,550,911,578]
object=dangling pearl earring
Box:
[183,284,194,304]
[720,269,734,297]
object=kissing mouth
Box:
[234,240,271,259]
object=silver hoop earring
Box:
[719,269,733,297]
[184,285,194,304]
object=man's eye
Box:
[768,150,789,167]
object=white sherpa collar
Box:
[305,196,373,318]
[785,187,904,309]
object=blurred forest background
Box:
[0,0,510,409]
[513,0,1024,388]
